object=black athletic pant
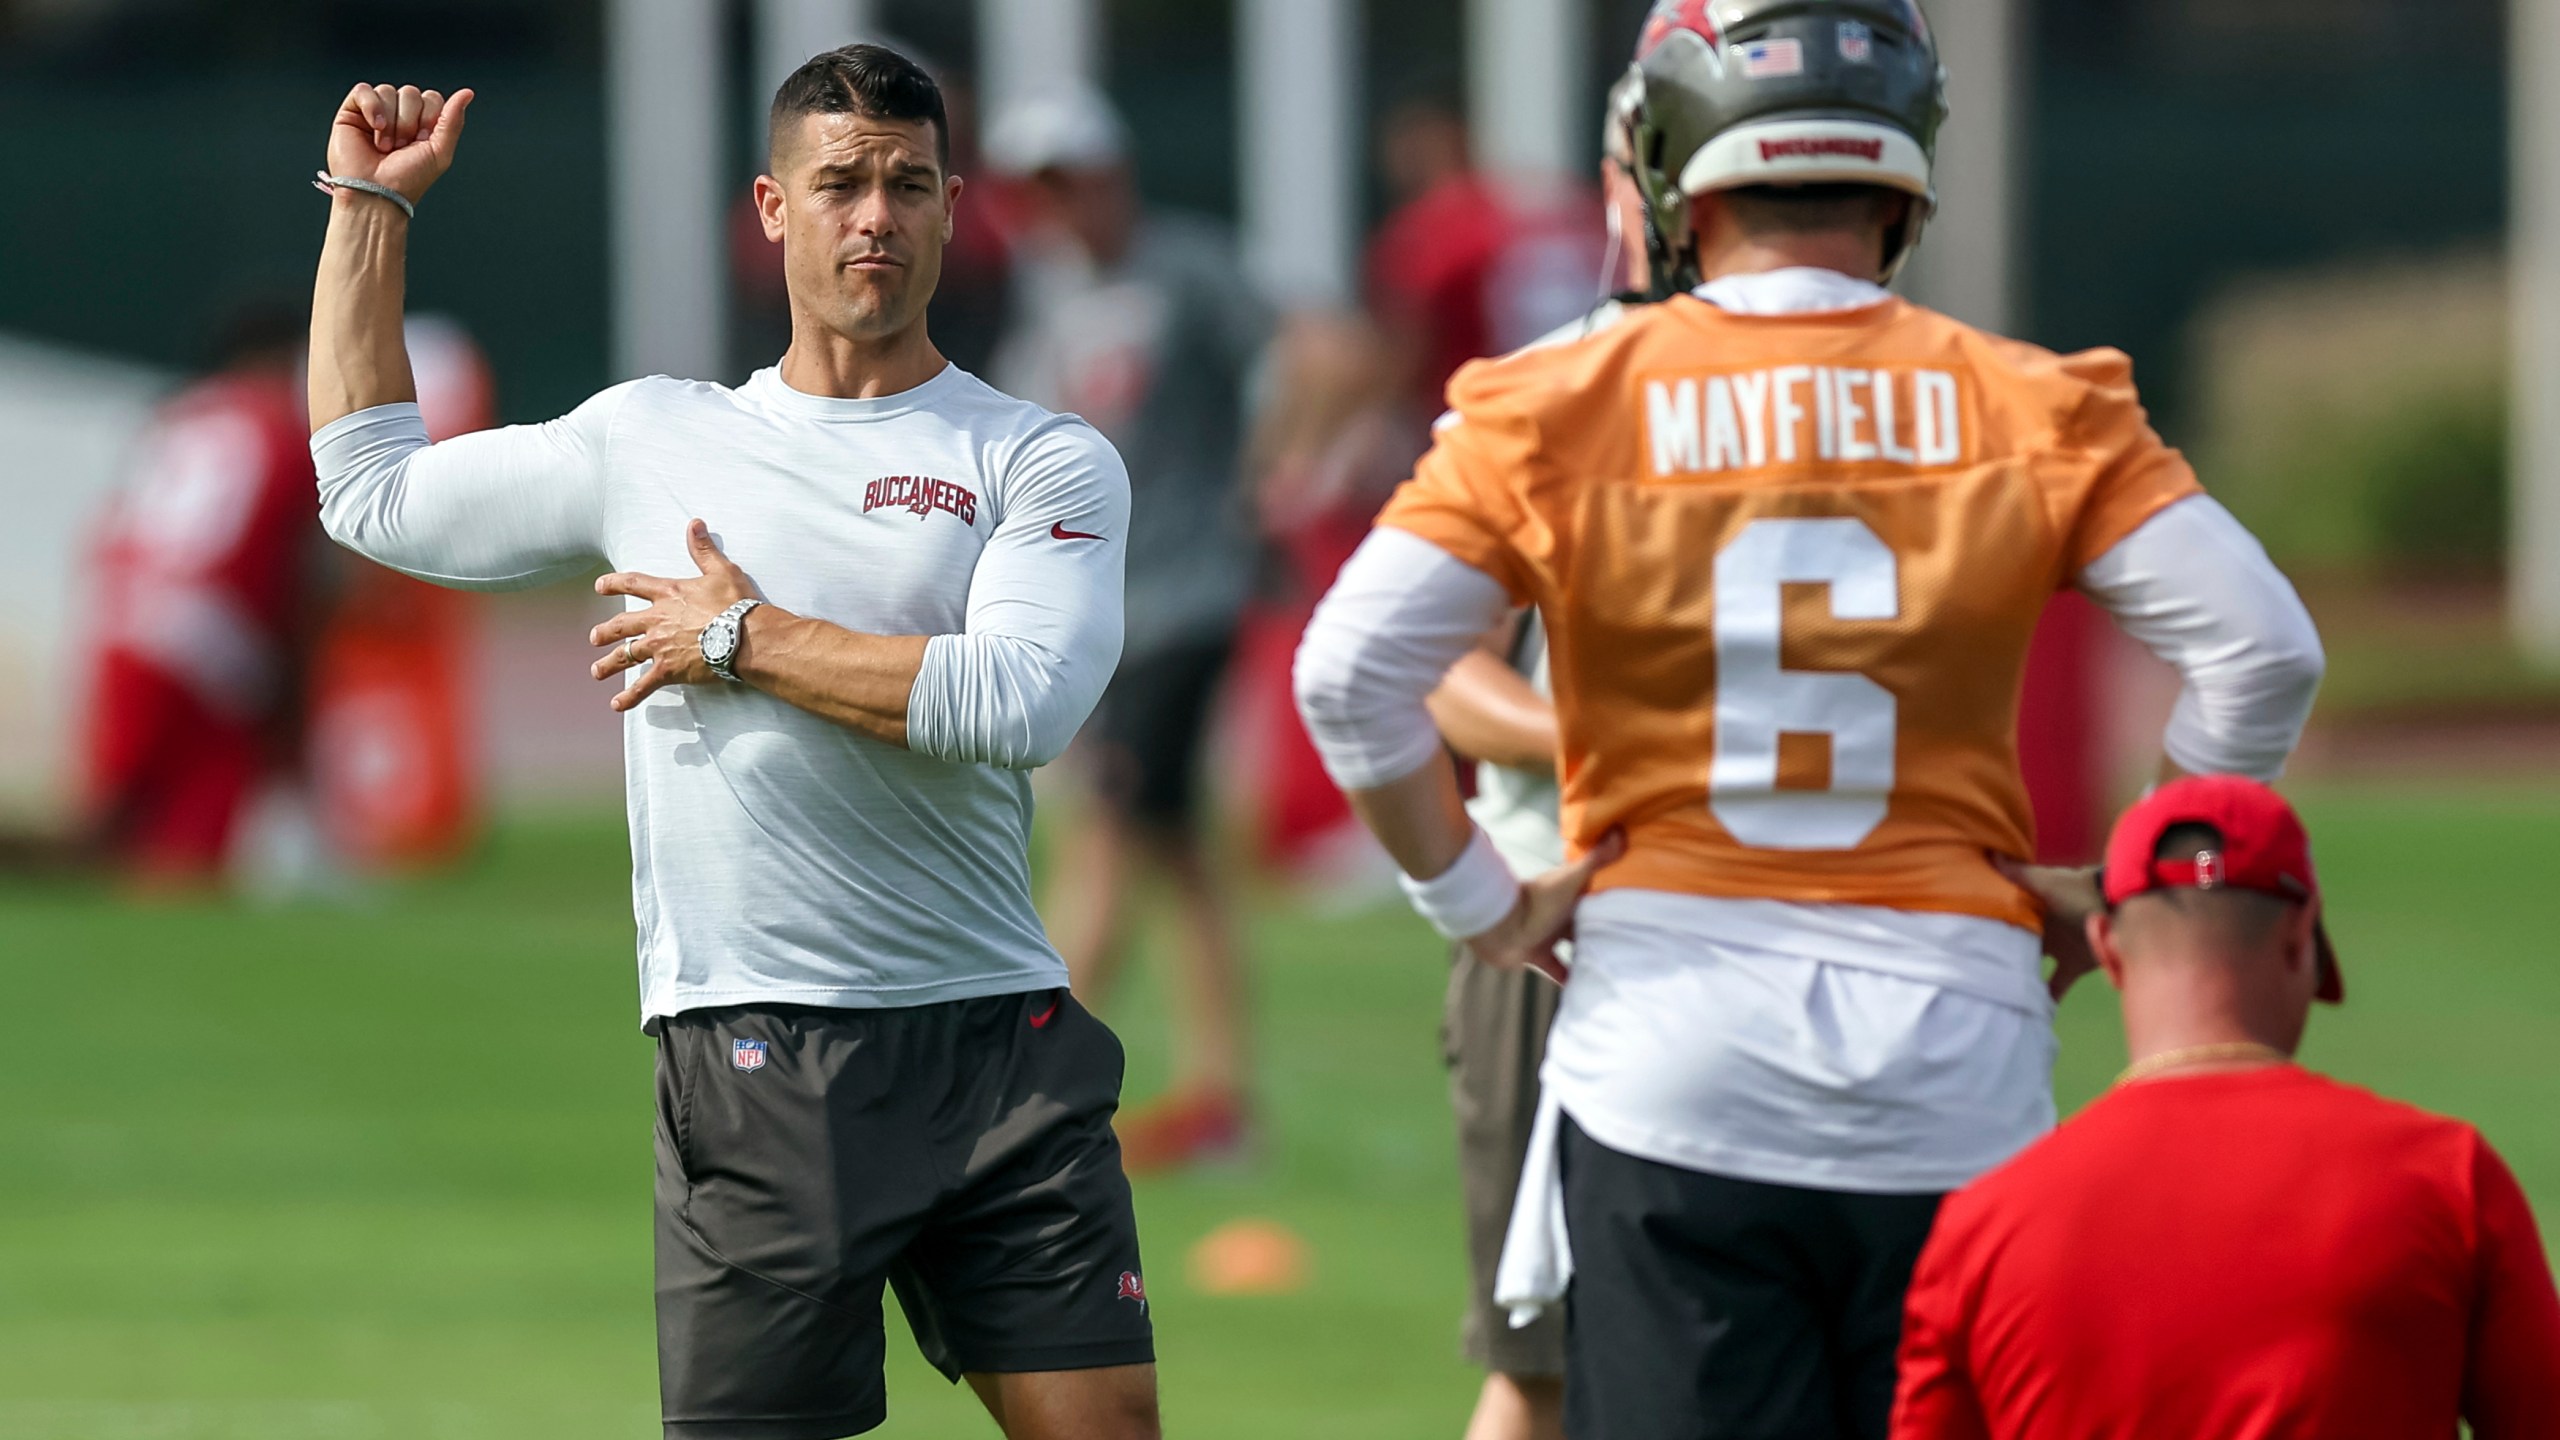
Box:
[1560,1117,1942,1440]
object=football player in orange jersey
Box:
[1296,3,2326,1437]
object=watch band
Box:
[703,598,765,683]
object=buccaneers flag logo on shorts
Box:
[1116,1270,1148,1314]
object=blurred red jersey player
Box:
[81,306,322,881]
[1365,90,1604,422]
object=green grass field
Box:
[4,780,2556,1438]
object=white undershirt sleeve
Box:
[905,419,1129,770]
[1293,526,1516,790]
[310,384,627,590]
[2077,494,2325,780]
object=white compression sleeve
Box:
[311,385,626,590]
[905,420,1130,770]
[2078,495,2325,779]
[1294,526,1516,790]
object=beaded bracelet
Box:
[312,171,416,219]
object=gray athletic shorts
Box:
[654,991,1155,1439]
[1444,948,1566,1377]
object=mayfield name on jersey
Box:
[1643,363,1964,475]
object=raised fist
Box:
[326,83,474,206]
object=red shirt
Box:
[1366,174,1514,413]
[91,370,318,718]
[82,371,318,870]
[1364,174,1603,417]
[1892,1066,2560,1439]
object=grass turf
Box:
[2,779,2555,1437]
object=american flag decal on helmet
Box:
[1735,37,1805,78]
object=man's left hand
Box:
[590,519,762,712]
[1996,856,2105,1001]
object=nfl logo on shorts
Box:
[732,1039,769,1073]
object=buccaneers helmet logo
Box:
[1640,0,1723,56]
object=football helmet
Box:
[1622,0,1949,285]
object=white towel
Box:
[1491,1086,1572,1327]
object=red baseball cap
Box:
[2101,775,2343,1003]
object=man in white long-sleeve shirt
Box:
[1293,5,2323,1438]
[305,46,1156,1440]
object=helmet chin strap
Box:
[1877,191,1936,285]
[1640,205,1701,303]
[1627,111,1702,303]
[1596,189,1630,306]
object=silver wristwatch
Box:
[699,598,764,683]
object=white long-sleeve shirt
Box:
[313,363,1128,1024]
[1292,268,2325,1317]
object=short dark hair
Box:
[1723,183,1907,237]
[2153,821,2225,865]
[1382,66,1465,126]
[769,43,948,170]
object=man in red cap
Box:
[1891,775,2560,1439]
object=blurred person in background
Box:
[1366,84,1504,420]
[1894,776,2560,1438]
[1366,84,1605,428]
[1229,306,1414,891]
[987,84,1273,1171]
[77,301,324,886]
[1242,82,1607,896]
[926,69,1038,378]
[304,313,490,872]
[1296,2,2327,1434]
[1422,76,1662,1440]
[1427,596,1563,1440]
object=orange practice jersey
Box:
[1377,293,2200,929]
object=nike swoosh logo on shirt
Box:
[1050,522,1104,541]
[1028,998,1061,1029]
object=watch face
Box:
[703,618,736,665]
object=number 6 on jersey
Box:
[1710,517,1899,851]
